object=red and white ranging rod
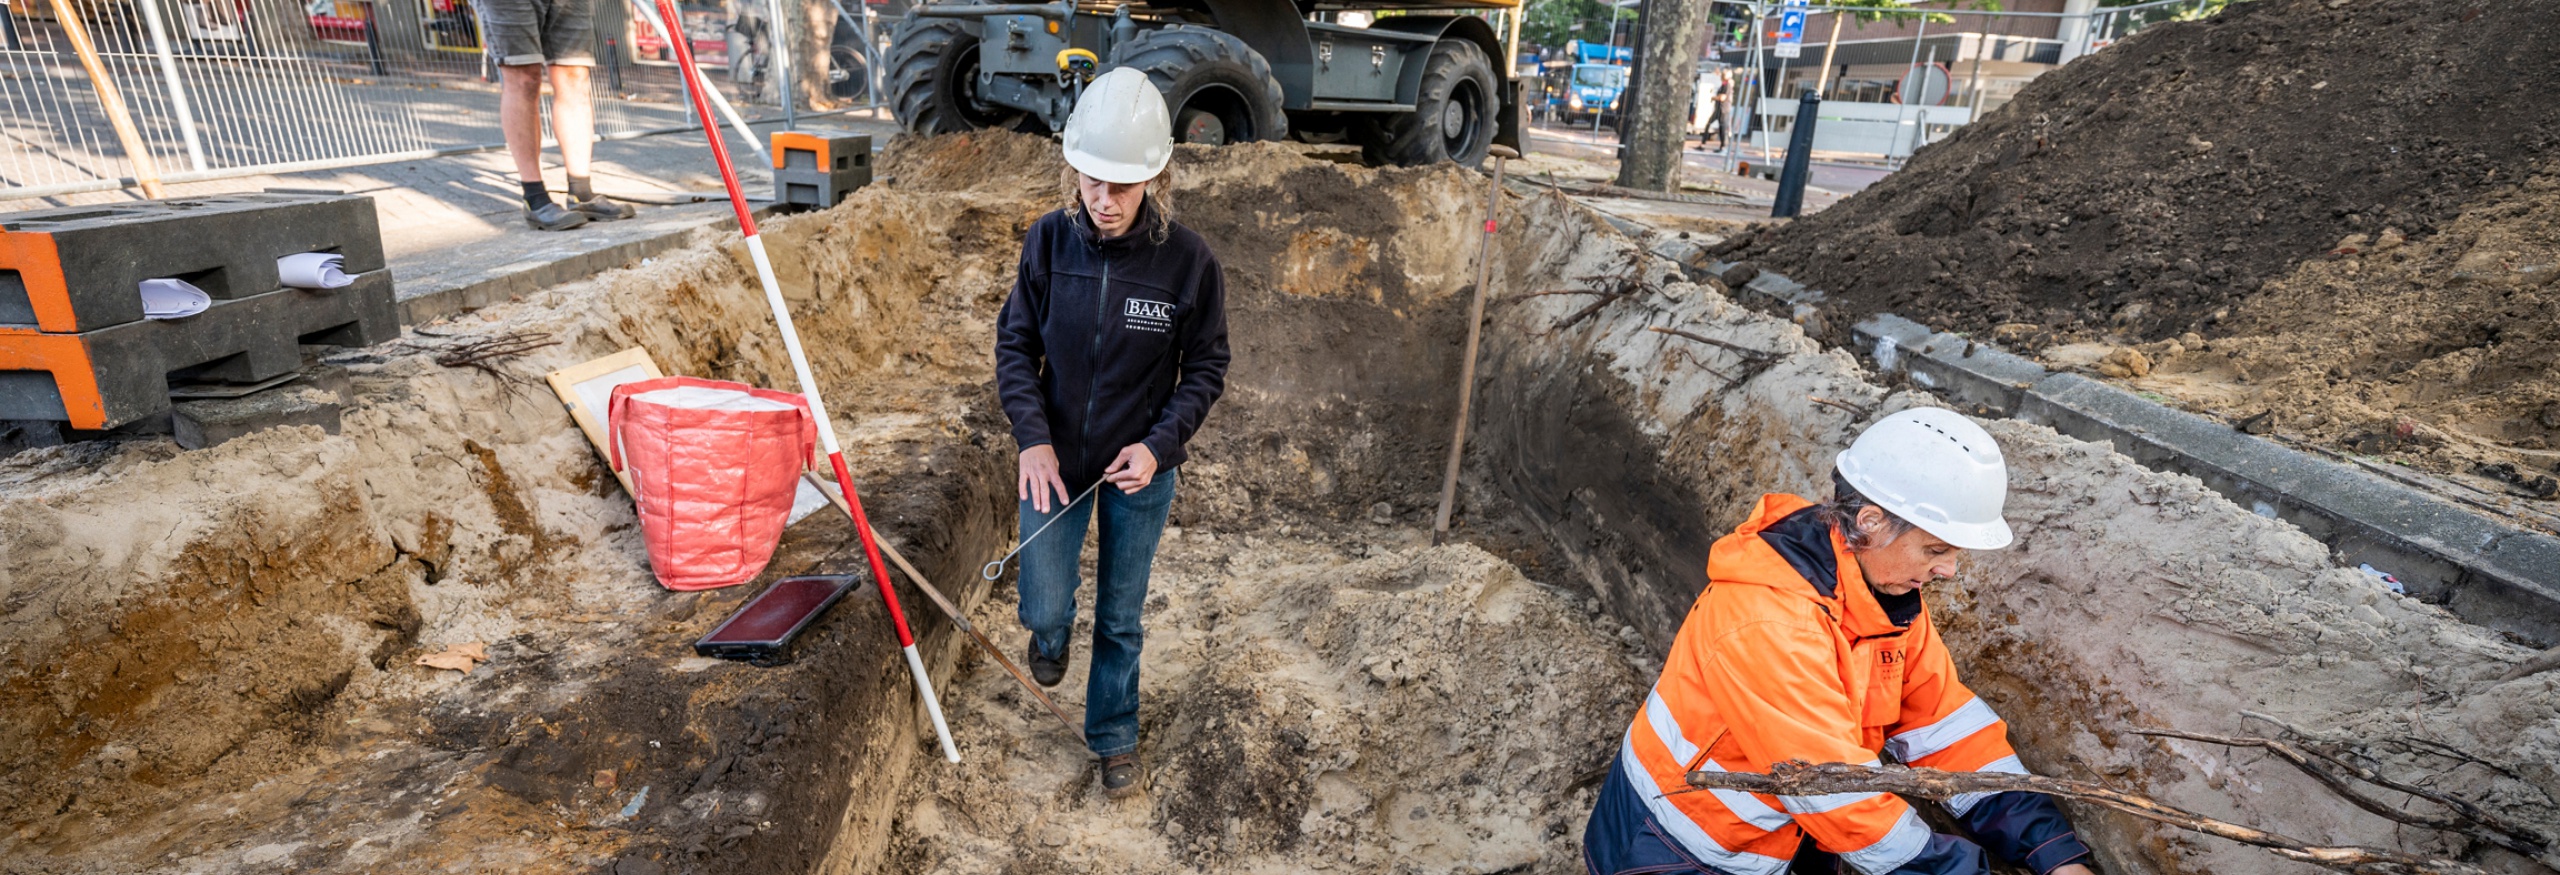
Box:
[651,0,959,763]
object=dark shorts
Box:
[476,0,596,67]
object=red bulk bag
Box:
[609,376,817,591]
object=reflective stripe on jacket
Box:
[1613,493,2090,875]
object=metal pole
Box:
[1595,6,1621,144]
[1770,90,1815,217]
[1964,11,1985,111]
[51,0,166,198]
[862,1,879,109]
[362,1,389,75]
[136,0,208,172]
[765,0,793,126]
[1751,0,1773,166]
[1893,12,1925,163]
[628,0,771,163]
[1432,144,1516,546]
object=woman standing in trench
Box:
[993,67,1232,798]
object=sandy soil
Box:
[2066,161,2560,510]
[880,535,1646,875]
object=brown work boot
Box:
[1099,753,1141,797]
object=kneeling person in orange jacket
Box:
[1584,408,2097,875]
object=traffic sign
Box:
[1774,0,1807,59]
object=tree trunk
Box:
[792,0,835,111]
[1613,0,1708,191]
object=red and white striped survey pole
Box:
[652,0,959,763]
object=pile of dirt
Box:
[877,537,1647,874]
[1717,0,2560,345]
[2099,161,2560,492]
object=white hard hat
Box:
[1834,407,2014,550]
[1061,67,1173,184]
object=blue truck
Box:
[1550,39,1628,126]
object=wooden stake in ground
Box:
[1432,145,1517,547]
[52,0,165,198]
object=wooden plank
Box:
[544,347,662,498]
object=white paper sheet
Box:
[277,252,353,289]
[139,278,210,319]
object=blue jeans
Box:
[1016,468,1176,758]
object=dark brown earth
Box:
[1716,0,2560,345]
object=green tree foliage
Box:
[1521,0,1634,52]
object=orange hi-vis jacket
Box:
[1613,494,2062,875]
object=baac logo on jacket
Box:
[1124,298,1175,333]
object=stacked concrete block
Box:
[771,130,874,210]
[0,194,397,430]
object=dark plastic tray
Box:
[693,575,861,666]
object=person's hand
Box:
[2049,864,2097,875]
[1103,443,1157,494]
[1019,445,1070,513]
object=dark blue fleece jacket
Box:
[994,201,1230,493]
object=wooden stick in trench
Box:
[1431,144,1519,546]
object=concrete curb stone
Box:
[1708,260,2560,646]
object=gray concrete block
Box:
[0,194,384,332]
[1852,313,2052,416]
[172,384,343,450]
[772,131,874,210]
[0,269,396,429]
[2021,372,2560,645]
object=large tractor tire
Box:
[1106,26,1288,146]
[1360,38,1497,168]
[887,16,1024,135]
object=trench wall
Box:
[0,163,1031,872]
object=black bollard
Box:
[1771,91,1820,219]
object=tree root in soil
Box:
[1676,761,2503,875]
[2138,727,2550,862]
[1512,251,1681,334]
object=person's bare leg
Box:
[547,64,594,180]
[550,63,631,217]
[499,63,548,185]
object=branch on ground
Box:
[2500,645,2560,683]
[2144,721,2553,860]
[1648,326,1775,360]
[1676,761,2494,875]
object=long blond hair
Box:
[1063,164,1176,244]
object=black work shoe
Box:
[524,201,590,231]
[1100,753,1141,797]
[569,194,636,221]
[1027,641,1065,687]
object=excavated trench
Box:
[1,133,2556,875]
